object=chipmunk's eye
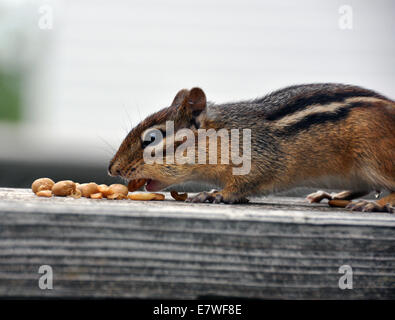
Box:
[141,129,165,149]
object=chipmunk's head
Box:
[108,87,207,191]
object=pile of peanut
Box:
[31,178,187,202]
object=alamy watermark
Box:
[142,121,251,175]
[38,5,53,30]
[38,265,53,290]
[338,5,353,30]
[338,265,353,289]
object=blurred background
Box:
[0,0,394,189]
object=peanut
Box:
[52,180,76,196]
[328,199,351,208]
[97,184,114,197]
[127,179,147,192]
[109,184,128,196]
[31,178,55,194]
[90,192,103,199]
[36,190,53,197]
[78,182,99,198]
[170,190,188,201]
[107,193,127,200]
[70,188,82,199]
[128,193,164,201]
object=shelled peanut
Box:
[31,178,54,197]
[128,193,165,201]
[52,180,78,197]
[328,199,351,208]
[78,183,99,198]
[36,190,53,197]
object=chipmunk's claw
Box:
[186,191,249,204]
[346,200,394,213]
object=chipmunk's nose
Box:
[108,161,121,176]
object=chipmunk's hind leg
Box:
[346,192,395,213]
[306,190,369,203]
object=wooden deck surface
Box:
[0,187,394,299]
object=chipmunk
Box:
[108,83,395,213]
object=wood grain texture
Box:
[0,188,394,299]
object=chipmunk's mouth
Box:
[145,179,168,192]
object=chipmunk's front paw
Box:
[186,191,218,203]
[306,190,332,203]
[346,200,394,213]
[186,191,249,204]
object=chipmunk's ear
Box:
[186,87,206,115]
[171,89,190,107]
[172,87,206,119]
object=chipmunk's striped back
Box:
[259,83,388,120]
[254,84,392,137]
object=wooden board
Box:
[0,188,394,299]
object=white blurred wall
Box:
[1,0,394,164]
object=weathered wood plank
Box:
[0,188,394,299]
